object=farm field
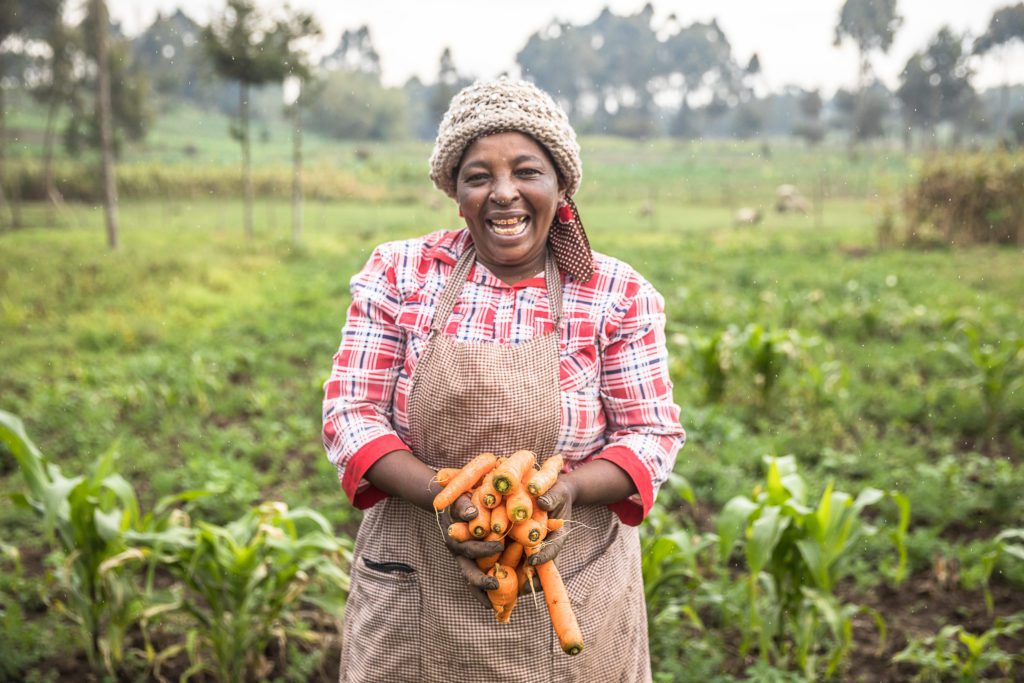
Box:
[1,140,1023,681]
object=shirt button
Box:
[421,325,429,333]
[499,338,507,344]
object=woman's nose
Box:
[490,175,519,205]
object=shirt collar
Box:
[425,229,548,290]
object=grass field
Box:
[1,135,1023,680]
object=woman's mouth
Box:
[487,216,529,237]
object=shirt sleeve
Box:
[595,277,686,526]
[322,245,411,509]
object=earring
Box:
[556,199,574,224]
[458,207,464,218]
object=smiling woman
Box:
[322,77,686,682]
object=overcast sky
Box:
[109,0,1024,94]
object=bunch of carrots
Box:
[432,449,583,657]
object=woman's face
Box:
[455,132,564,285]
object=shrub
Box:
[904,152,1024,246]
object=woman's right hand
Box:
[440,492,503,607]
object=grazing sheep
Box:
[775,184,810,214]
[734,207,762,226]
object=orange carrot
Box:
[490,504,510,535]
[534,559,584,656]
[434,467,461,487]
[527,453,564,497]
[498,541,524,569]
[432,453,498,511]
[476,532,505,572]
[447,522,473,543]
[478,477,502,509]
[468,488,492,539]
[491,450,536,495]
[547,518,565,532]
[486,563,519,624]
[509,508,548,548]
[506,485,533,522]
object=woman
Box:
[323,77,685,682]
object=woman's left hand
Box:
[528,478,575,566]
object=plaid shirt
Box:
[322,229,685,525]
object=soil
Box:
[842,572,1024,682]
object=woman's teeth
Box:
[490,216,527,235]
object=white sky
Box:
[109,0,1024,94]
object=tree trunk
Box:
[94,0,119,250]
[43,97,65,210]
[0,80,11,229]
[240,82,253,239]
[291,94,303,247]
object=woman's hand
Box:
[439,492,503,607]
[528,478,575,566]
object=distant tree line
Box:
[3,0,1024,158]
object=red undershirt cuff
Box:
[594,445,654,526]
[341,434,410,509]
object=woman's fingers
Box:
[455,555,498,608]
[528,524,566,565]
[449,538,504,559]
[451,492,478,521]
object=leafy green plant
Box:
[0,410,146,675]
[941,322,1024,434]
[893,613,1024,681]
[716,455,909,679]
[691,329,734,403]
[962,529,1024,615]
[128,500,351,682]
[739,324,805,403]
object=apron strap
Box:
[429,245,564,336]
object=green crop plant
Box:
[894,613,1024,681]
[740,324,807,404]
[941,322,1023,435]
[0,410,146,675]
[716,455,908,679]
[691,330,733,403]
[962,529,1024,615]
[128,500,352,683]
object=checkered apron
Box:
[340,247,651,683]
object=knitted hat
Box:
[429,77,582,199]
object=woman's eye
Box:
[517,168,541,177]
[465,173,489,183]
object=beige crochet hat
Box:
[429,77,582,199]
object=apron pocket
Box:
[343,554,421,681]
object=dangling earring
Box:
[458,207,464,218]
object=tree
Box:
[322,25,380,77]
[131,9,218,106]
[793,89,825,145]
[89,0,119,249]
[897,27,979,146]
[834,0,903,87]
[25,0,73,208]
[834,0,902,146]
[279,9,320,248]
[63,15,151,160]
[664,19,742,139]
[0,0,64,226]
[203,0,293,239]
[974,4,1024,135]
[429,47,469,132]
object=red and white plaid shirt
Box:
[322,229,685,525]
